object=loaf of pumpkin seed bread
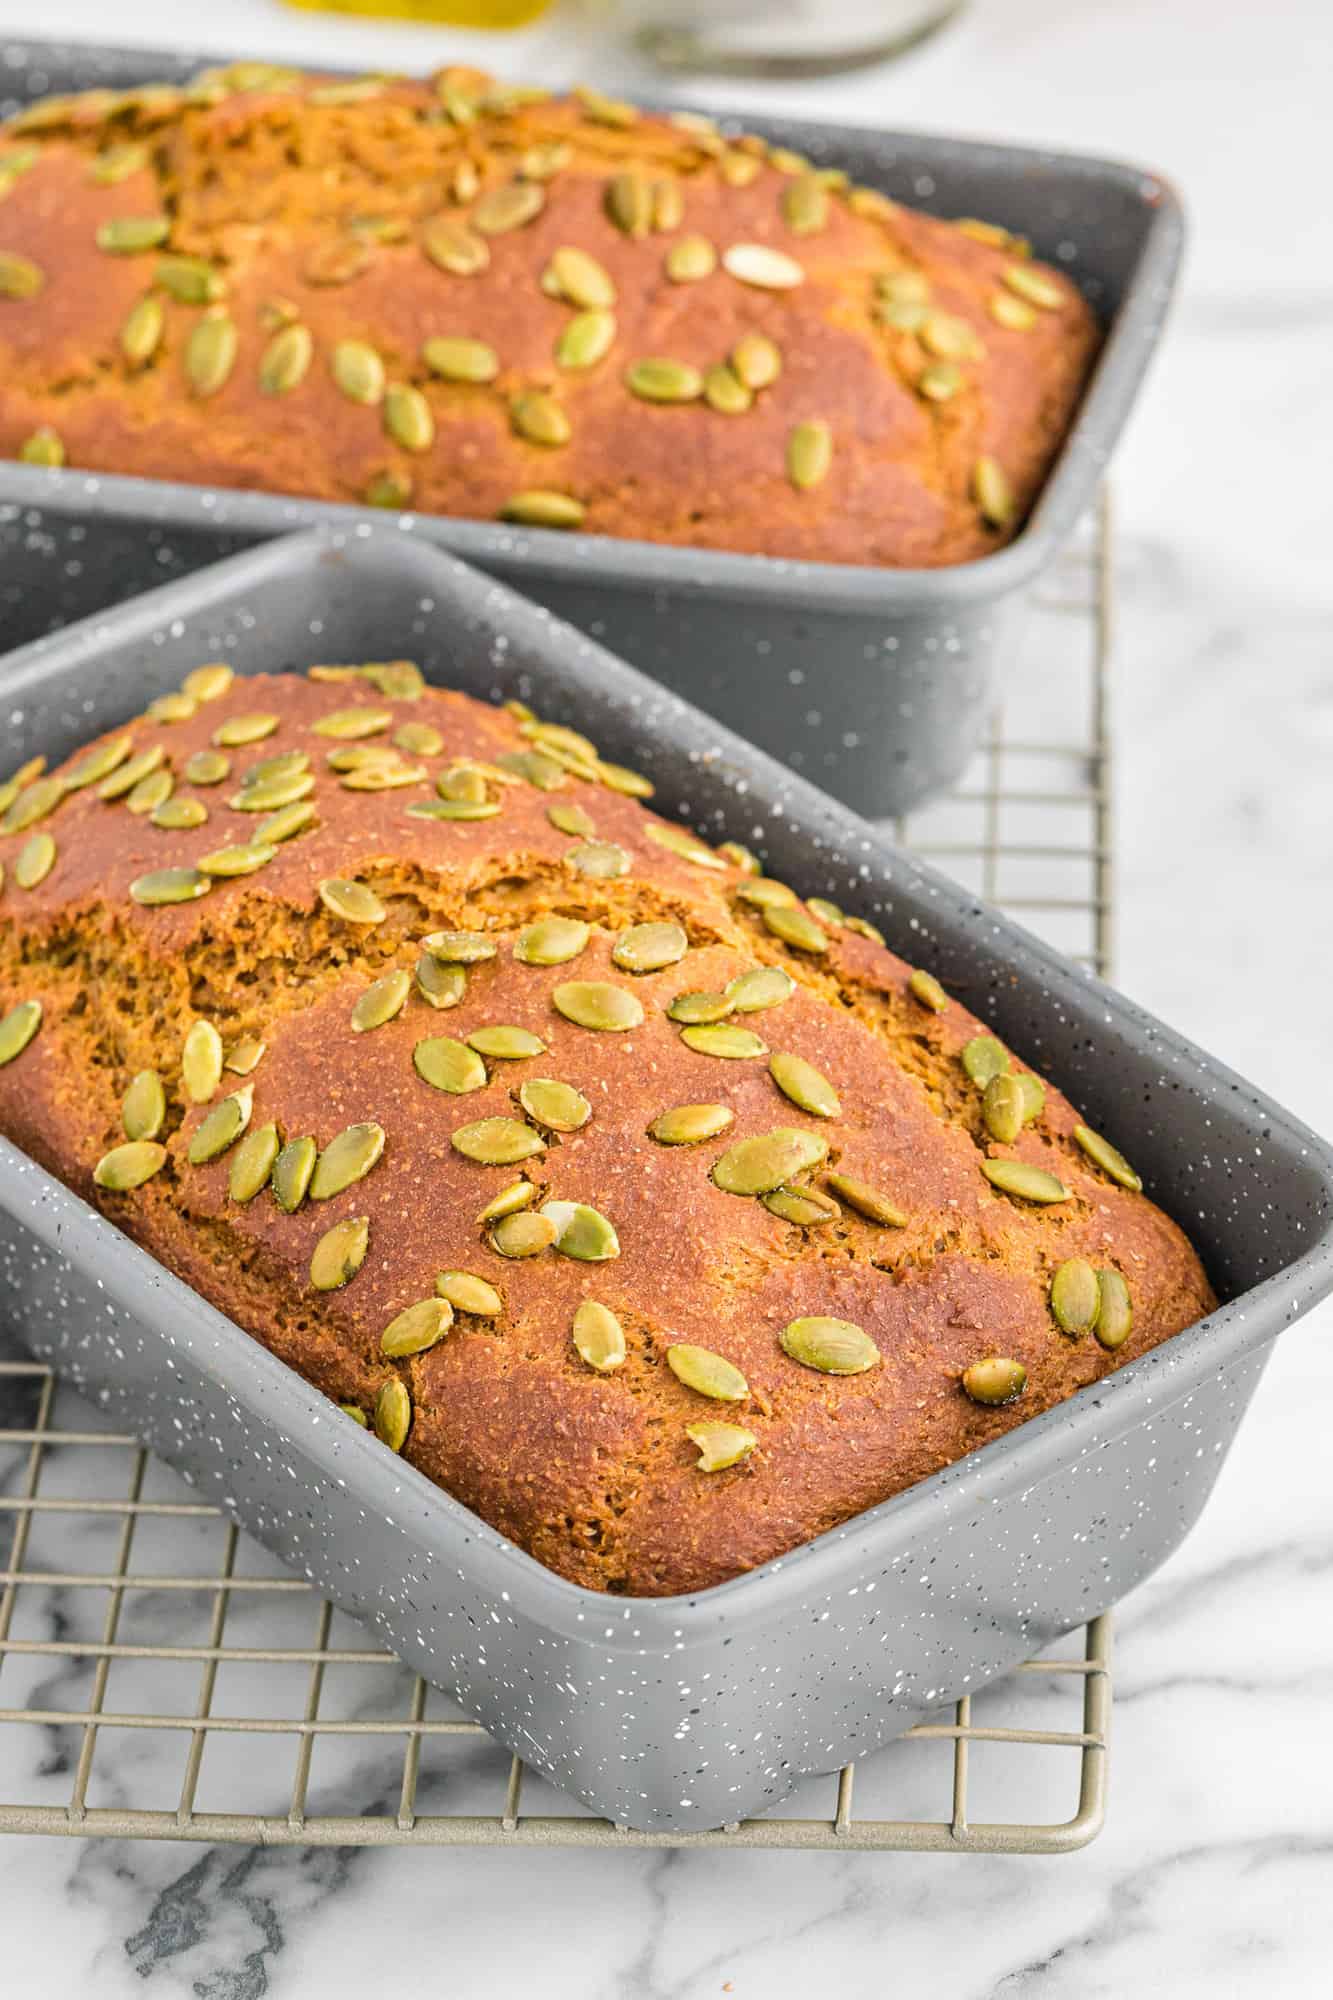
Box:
[0,660,1214,1594]
[0,62,1098,566]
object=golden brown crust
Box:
[0,665,1214,1595]
[0,67,1098,567]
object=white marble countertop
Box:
[1,0,1331,1992]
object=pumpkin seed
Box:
[184,749,230,785]
[973,455,1014,529]
[473,180,545,235]
[332,339,385,405]
[272,1135,317,1213]
[517,1077,592,1133]
[824,1173,908,1227]
[422,218,490,282]
[436,77,478,123]
[787,421,832,491]
[94,1140,168,1191]
[681,1023,767,1059]
[921,314,983,362]
[989,291,1038,331]
[498,748,565,789]
[303,234,372,288]
[373,1378,411,1453]
[0,774,57,834]
[844,915,885,945]
[381,1297,453,1359]
[547,801,596,839]
[919,360,963,402]
[1073,1123,1142,1193]
[548,244,616,309]
[667,1343,748,1402]
[555,309,616,371]
[625,357,704,404]
[644,823,725,869]
[596,762,654,799]
[416,954,467,1010]
[702,364,753,416]
[17,426,63,467]
[1050,1257,1101,1337]
[98,745,165,802]
[736,878,796,911]
[611,921,687,974]
[573,82,637,128]
[730,333,782,391]
[718,150,761,188]
[770,1050,840,1119]
[763,1184,840,1226]
[360,660,425,700]
[722,243,804,290]
[214,713,278,748]
[342,762,426,794]
[1002,262,1063,310]
[310,1122,386,1201]
[14,832,55,888]
[663,234,717,285]
[119,292,165,366]
[962,1035,1009,1088]
[572,1300,625,1372]
[452,1117,545,1166]
[727,965,795,1014]
[384,382,434,453]
[422,929,496,964]
[490,1210,557,1258]
[649,1103,734,1146]
[155,254,225,304]
[781,1316,879,1375]
[763,905,829,954]
[254,802,317,845]
[130,867,211,906]
[515,917,590,966]
[876,297,929,331]
[185,314,237,398]
[511,390,571,448]
[436,1270,503,1316]
[319,878,386,925]
[908,967,948,1012]
[567,840,630,879]
[520,141,571,180]
[0,1000,41,1067]
[605,171,651,237]
[187,1086,252,1165]
[62,735,131,791]
[182,1019,223,1104]
[229,1122,281,1204]
[718,842,760,874]
[552,981,643,1032]
[223,1036,266,1076]
[147,692,197,725]
[541,1200,620,1261]
[340,1403,368,1427]
[961,1356,1027,1406]
[89,142,148,185]
[468,1024,546,1060]
[981,1158,1071,1204]
[1018,1074,1046,1125]
[983,1071,1025,1144]
[712,1127,828,1196]
[421,334,498,382]
[122,1069,166,1141]
[96,215,169,254]
[414,1036,487,1095]
[314,706,393,741]
[667,991,734,1026]
[197,842,278,878]
[232,770,314,813]
[687,1422,756,1472]
[259,322,312,395]
[781,174,828,235]
[501,491,585,529]
[181,663,233,705]
[352,967,411,1033]
[1095,1269,1133,1350]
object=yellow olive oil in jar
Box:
[283,0,553,26]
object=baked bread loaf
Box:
[0,659,1213,1594]
[0,62,1098,567]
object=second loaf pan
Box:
[0,33,1184,816]
[2,526,1332,1834]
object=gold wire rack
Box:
[0,497,1115,1853]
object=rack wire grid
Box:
[0,495,1115,1854]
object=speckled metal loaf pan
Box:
[3,526,1329,1837]
[0,34,1183,816]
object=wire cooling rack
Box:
[0,497,1115,1853]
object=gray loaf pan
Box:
[3,527,1329,1837]
[0,34,1183,816]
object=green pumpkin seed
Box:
[518,1077,592,1133]
[374,1378,412,1451]
[436,1270,503,1317]
[736,878,797,910]
[626,357,703,404]
[340,1403,368,1427]
[187,1086,252,1165]
[983,1071,1025,1144]
[973,455,1014,529]
[573,82,637,127]
[513,917,591,968]
[555,309,616,371]
[908,967,948,1012]
[547,801,596,839]
[181,663,233,706]
[726,966,795,1013]
[919,360,963,403]
[605,171,651,236]
[520,140,571,179]
[844,915,886,945]
[787,421,832,492]
[667,1343,748,1402]
[643,823,725,869]
[395,722,444,757]
[0,999,42,1067]
[665,234,716,283]
[782,174,828,235]
[98,744,165,801]
[1073,1123,1142,1193]
[415,954,466,1010]
[962,1035,1009,1088]
[452,1116,545,1166]
[548,244,616,309]
[147,692,197,725]
[421,219,490,276]
[702,364,753,416]
[490,1210,557,1258]
[712,1127,828,1196]
[14,832,55,888]
[731,333,782,391]
[468,1024,546,1061]
[552,981,643,1032]
[511,390,571,448]
[341,761,426,794]
[332,339,385,405]
[381,1297,453,1359]
[718,841,761,874]
[687,1422,756,1472]
[310,1121,386,1200]
[501,490,585,530]
[611,921,688,973]
[88,142,148,185]
[763,1184,840,1226]
[254,801,317,844]
[0,249,42,299]
[197,842,278,878]
[781,1316,879,1375]
[184,748,230,785]
[122,1069,165,1141]
[308,75,386,105]
[472,180,545,235]
[223,1036,266,1076]
[186,314,237,397]
[130,867,212,906]
[94,1140,168,1191]
[981,1158,1071,1204]
[352,967,411,1033]
[120,293,164,365]
[722,243,804,290]
[681,1023,768,1059]
[319,878,386,925]
[573,1301,625,1372]
[1018,1073,1046,1125]
[649,1103,734,1146]
[214,713,279,748]
[17,427,63,467]
[259,322,312,395]
[384,382,434,453]
[1050,1257,1101,1337]
[310,1214,370,1291]
[1002,262,1063,310]
[596,762,654,799]
[232,770,315,812]
[542,1200,620,1261]
[497,747,565,789]
[122,767,172,812]
[421,929,496,964]
[229,1122,281,1204]
[763,905,829,954]
[63,735,132,791]
[314,706,393,741]
[413,1036,486,1095]
[1094,1269,1133,1350]
[97,215,169,254]
[824,1173,908,1227]
[155,254,225,304]
[769,1051,839,1119]
[182,1019,223,1104]
[961,1356,1027,1406]
[272,1135,317,1213]
[567,840,630,879]
[421,334,499,382]
[990,290,1038,331]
